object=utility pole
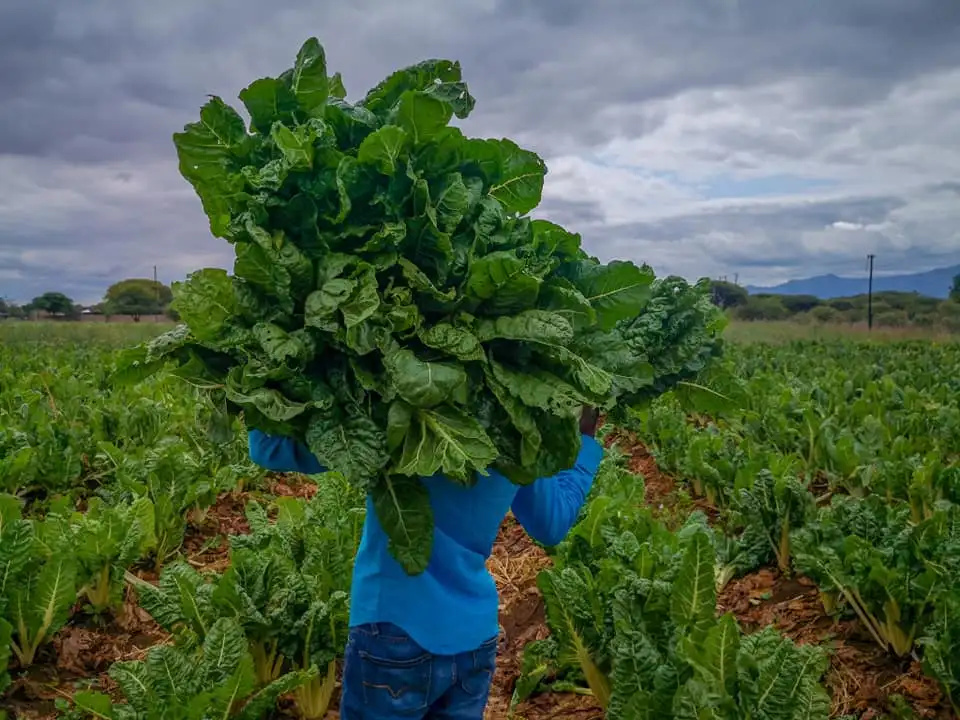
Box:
[154,265,159,322]
[866,254,875,330]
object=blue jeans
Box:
[340,622,497,719]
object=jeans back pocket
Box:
[358,631,433,715]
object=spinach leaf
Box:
[117,37,725,574]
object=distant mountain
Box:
[746,265,960,299]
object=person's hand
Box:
[579,406,600,437]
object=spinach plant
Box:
[0,495,78,668]
[515,462,831,718]
[131,477,364,719]
[70,618,310,720]
[115,37,725,574]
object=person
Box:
[248,406,603,720]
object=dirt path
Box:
[483,516,602,720]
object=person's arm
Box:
[248,429,326,474]
[510,408,603,546]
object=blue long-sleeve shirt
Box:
[248,428,602,655]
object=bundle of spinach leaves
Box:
[116,38,724,573]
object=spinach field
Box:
[609,339,960,719]
[1,322,958,719]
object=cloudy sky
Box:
[2,0,959,304]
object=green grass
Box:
[5,318,956,350]
[725,320,959,344]
[0,320,173,346]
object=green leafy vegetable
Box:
[792,495,958,656]
[514,456,831,718]
[921,595,960,716]
[130,477,364,720]
[51,497,156,613]
[733,469,814,576]
[69,617,311,720]
[117,37,724,574]
[0,494,78,668]
[0,617,11,697]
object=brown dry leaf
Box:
[268,473,319,499]
[54,626,94,675]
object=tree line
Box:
[0,278,176,322]
[710,273,960,331]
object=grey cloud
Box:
[6,0,959,161]
[931,182,960,195]
[1,0,960,302]
[475,0,960,143]
[534,198,606,228]
[603,194,907,242]
[582,191,955,284]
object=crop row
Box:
[513,448,835,718]
[628,340,960,714]
[0,328,364,718]
[0,330,285,717]
[0,328,261,504]
[1,477,366,720]
[1,325,836,719]
[4,326,959,718]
